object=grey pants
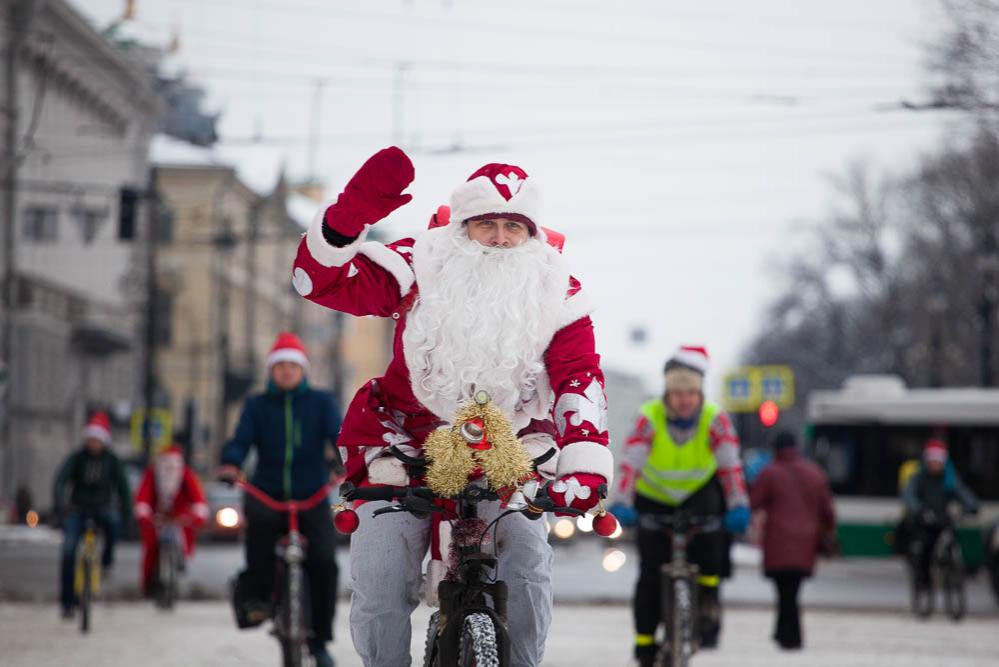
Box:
[349,499,553,667]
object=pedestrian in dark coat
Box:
[749,430,835,650]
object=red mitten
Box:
[548,473,605,515]
[324,146,415,238]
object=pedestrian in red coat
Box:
[749,430,835,650]
[134,445,208,596]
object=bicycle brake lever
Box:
[372,505,408,517]
[553,507,584,516]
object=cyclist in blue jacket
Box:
[218,332,343,667]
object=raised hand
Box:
[323,146,415,238]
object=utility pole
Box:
[141,168,160,466]
[1,0,31,500]
[212,175,235,458]
[980,233,998,387]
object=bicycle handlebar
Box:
[639,512,722,535]
[237,480,332,514]
[341,481,584,518]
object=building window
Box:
[118,187,139,240]
[22,206,59,242]
[73,207,107,244]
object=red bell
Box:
[334,508,360,534]
[592,511,619,537]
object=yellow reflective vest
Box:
[634,399,719,506]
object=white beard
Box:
[154,454,183,512]
[403,224,569,422]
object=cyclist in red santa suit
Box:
[292,147,613,667]
[133,445,208,597]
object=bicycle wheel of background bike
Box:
[277,566,311,667]
[670,578,694,667]
[909,568,933,618]
[458,612,501,667]
[422,610,441,667]
[942,553,966,621]
[79,559,92,634]
[279,638,308,667]
[156,542,178,610]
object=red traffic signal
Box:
[758,400,780,427]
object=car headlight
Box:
[216,507,240,529]
[602,548,627,572]
[553,518,576,540]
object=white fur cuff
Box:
[556,440,614,486]
[556,288,594,330]
[358,242,415,296]
[367,456,409,486]
[305,203,369,268]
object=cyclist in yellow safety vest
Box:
[609,346,750,667]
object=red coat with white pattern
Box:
[291,214,613,487]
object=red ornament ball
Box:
[334,508,360,534]
[592,511,619,537]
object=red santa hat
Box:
[663,346,710,392]
[158,444,184,460]
[266,332,309,372]
[82,411,112,445]
[923,438,948,464]
[428,203,566,253]
[449,163,541,236]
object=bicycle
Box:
[154,516,186,610]
[908,513,966,621]
[637,511,722,667]
[236,480,332,667]
[342,474,590,667]
[74,518,102,634]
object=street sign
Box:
[130,409,173,452]
[723,368,761,413]
[758,365,795,408]
[723,365,795,412]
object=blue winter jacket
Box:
[221,381,343,500]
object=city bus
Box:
[805,375,999,567]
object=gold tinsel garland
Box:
[423,398,534,498]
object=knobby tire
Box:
[423,610,442,667]
[459,612,500,667]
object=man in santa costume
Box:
[133,444,208,596]
[609,346,750,666]
[292,147,613,666]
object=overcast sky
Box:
[79,0,964,399]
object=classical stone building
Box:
[150,138,393,474]
[0,0,159,512]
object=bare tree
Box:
[743,130,999,418]
[928,0,999,123]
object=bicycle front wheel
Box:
[157,542,178,610]
[459,612,501,667]
[423,610,441,667]
[79,559,92,634]
[671,578,695,667]
[942,549,966,621]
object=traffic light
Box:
[758,400,780,427]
